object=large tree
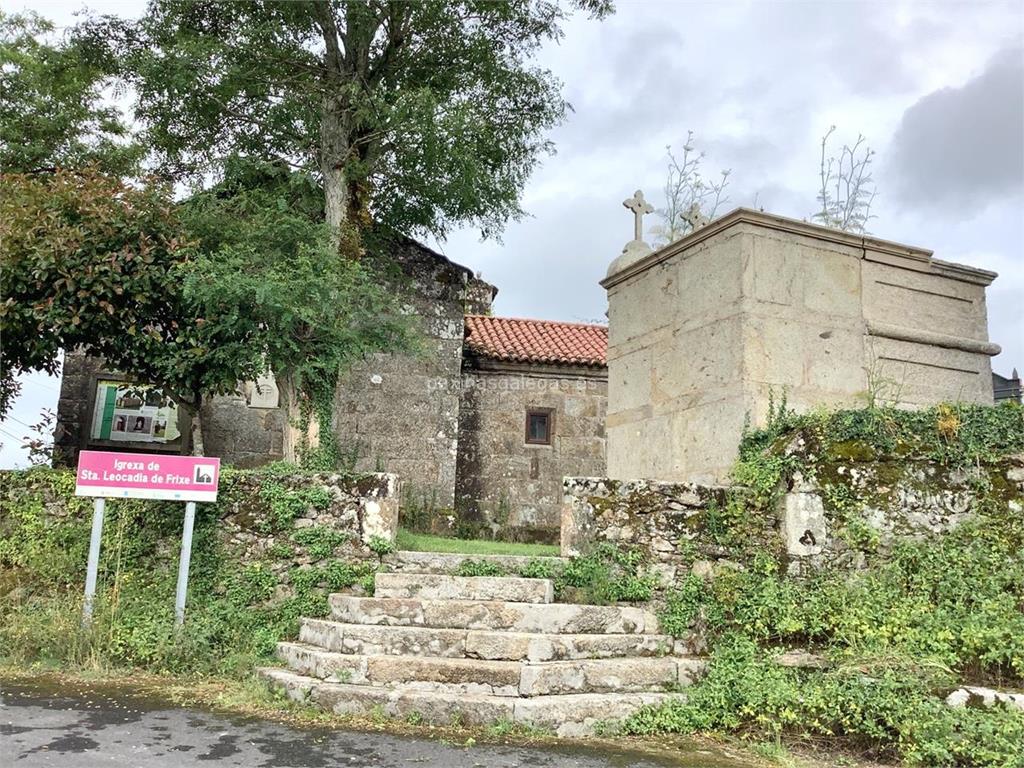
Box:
[1,14,411,459]
[86,0,611,250]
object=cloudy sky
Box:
[2,0,1022,467]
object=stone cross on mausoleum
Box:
[681,202,709,231]
[607,189,655,278]
[622,189,654,243]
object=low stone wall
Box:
[0,468,400,595]
[215,470,401,566]
[560,477,760,583]
[562,453,1024,577]
[780,453,1024,574]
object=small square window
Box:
[525,408,554,445]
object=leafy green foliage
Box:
[290,527,349,560]
[454,559,506,578]
[179,159,415,404]
[556,543,657,604]
[626,636,1024,767]
[366,535,396,563]
[257,481,331,534]
[0,169,189,417]
[87,0,612,241]
[737,399,1024,499]
[0,467,375,676]
[0,12,139,175]
[519,558,557,580]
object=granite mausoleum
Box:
[603,203,1002,484]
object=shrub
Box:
[454,559,505,577]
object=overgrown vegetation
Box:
[625,400,1024,766]
[0,467,377,677]
[554,542,658,604]
[3,401,1021,764]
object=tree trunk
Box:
[321,101,350,254]
[316,1,352,256]
[279,376,319,464]
[189,400,206,457]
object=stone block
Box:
[518,657,679,696]
[511,692,678,738]
[374,573,554,604]
[328,595,659,635]
[782,491,827,558]
[299,619,469,658]
[463,630,672,662]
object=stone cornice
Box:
[601,207,998,289]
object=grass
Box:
[394,529,559,558]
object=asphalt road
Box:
[0,680,741,768]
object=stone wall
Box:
[203,393,286,468]
[216,471,401,577]
[601,208,1000,485]
[0,468,400,593]
[562,454,1024,578]
[331,237,494,511]
[452,362,607,542]
[561,477,749,581]
[780,453,1024,574]
[54,350,111,464]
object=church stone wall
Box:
[202,393,285,468]
[53,350,109,465]
[602,209,999,485]
[452,363,607,542]
[329,238,494,511]
[54,238,495,506]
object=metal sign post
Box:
[82,497,106,625]
[74,451,220,630]
[174,501,197,628]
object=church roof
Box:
[464,315,607,368]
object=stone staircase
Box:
[258,566,703,736]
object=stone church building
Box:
[55,237,607,542]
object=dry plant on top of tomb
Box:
[812,125,877,234]
[650,131,731,245]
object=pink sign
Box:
[75,450,220,502]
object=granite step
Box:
[328,594,659,635]
[258,666,679,737]
[299,618,685,661]
[278,641,704,696]
[277,641,521,696]
[374,572,553,603]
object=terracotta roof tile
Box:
[463,315,607,368]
